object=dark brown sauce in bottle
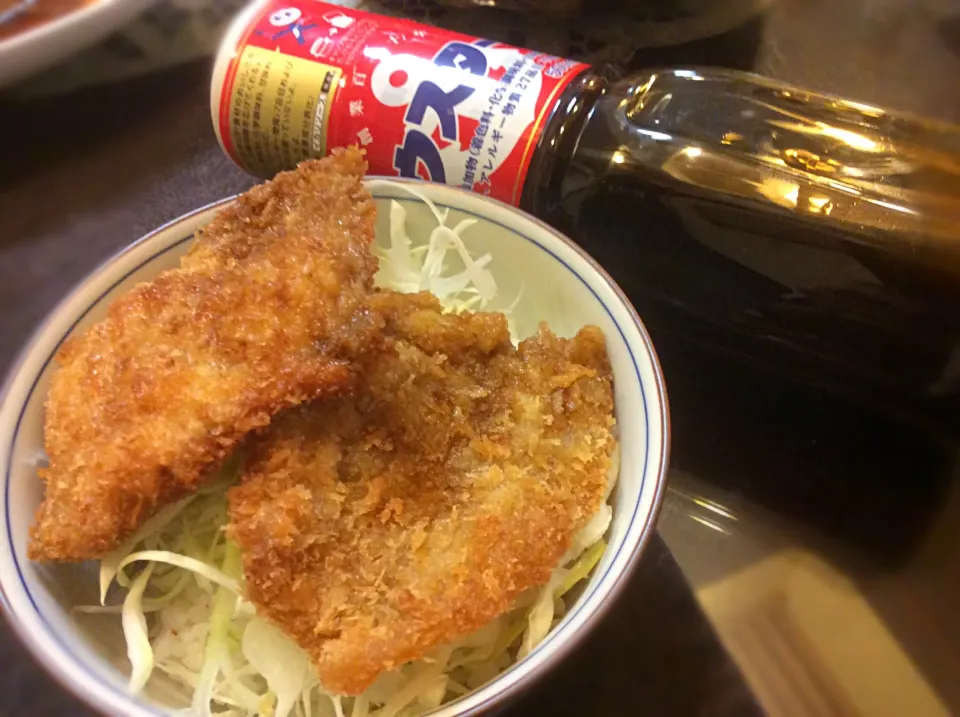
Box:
[524,68,960,439]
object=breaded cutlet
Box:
[30,148,381,562]
[228,290,616,695]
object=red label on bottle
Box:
[215,1,589,205]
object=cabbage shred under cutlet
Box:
[87,183,619,717]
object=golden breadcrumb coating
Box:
[30,148,380,562]
[229,291,615,695]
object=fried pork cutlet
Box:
[30,148,381,562]
[228,291,616,695]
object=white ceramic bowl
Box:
[0,0,156,88]
[0,180,669,716]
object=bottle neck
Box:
[519,67,610,226]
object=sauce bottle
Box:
[212,0,960,435]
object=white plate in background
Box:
[0,0,156,88]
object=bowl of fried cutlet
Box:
[0,148,669,717]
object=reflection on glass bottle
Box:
[532,68,960,435]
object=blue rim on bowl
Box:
[0,179,670,716]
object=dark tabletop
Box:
[1,0,958,714]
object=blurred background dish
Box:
[0,1,94,39]
[0,0,156,88]
[6,0,772,98]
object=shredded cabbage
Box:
[81,181,618,716]
[368,181,522,332]
[124,561,156,693]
